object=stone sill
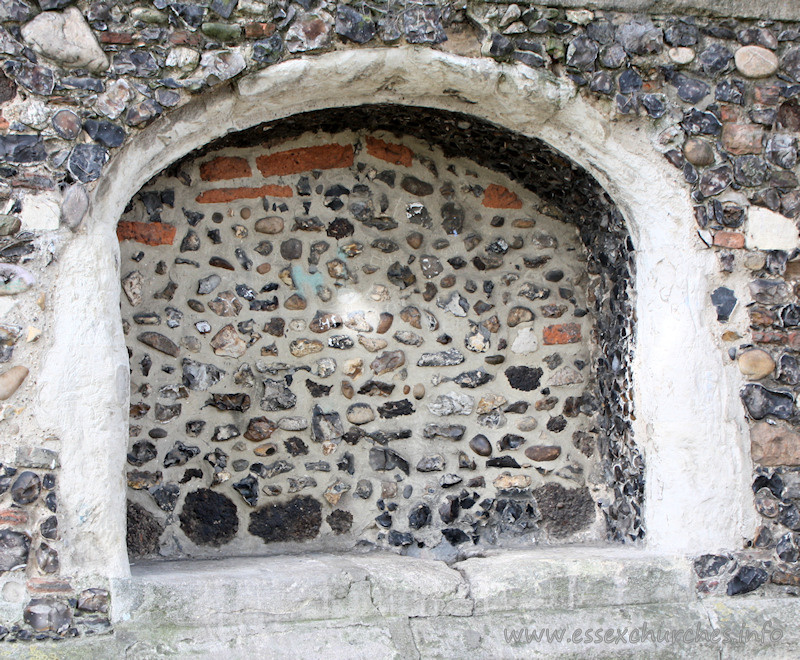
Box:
[9,548,800,658]
[113,547,695,626]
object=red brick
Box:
[27,578,72,594]
[199,156,252,181]
[99,32,135,44]
[196,184,293,204]
[543,323,582,345]
[244,22,276,39]
[169,30,202,46]
[721,124,764,155]
[755,85,781,105]
[713,231,745,249]
[0,509,28,525]
[482,184,523,209]
[365,136,413,167]
[256,144,354,177]
[719,105,743,123]
[117,221,176,246]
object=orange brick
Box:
[99,32,134,44]
[0,509,28,525]
[169,30,202,46]
[117,220,176,246]
[27,578,72,594]
[244,22,276,39]
[713,231,745,249]
[256,144,354,177]
[196,185,293,204]
[543,323,582,345]
[482,184,523,209]
[199,156,252,181]
[721,124,764,155]
[365,136,413,167]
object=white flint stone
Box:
[20,192,60,231]
[21,8,109,73]
[746,206,800,251]
[510,326,539,354]
[427,392,474,416]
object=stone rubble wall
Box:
[120,128,607,560]
[0,0,796,644]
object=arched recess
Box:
[37,46,755,581]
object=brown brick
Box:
[99,32,135,44]
[117,221,176,246]
[721,123,764,155]
[365,136,413,167]
[0,509,28,525]
[195,184,293,204]
[169,30,202,46]
[754,85,781,105]
[713,231,745,249]
[751,421,800,466]
[719,105,743,123]
[27,578,72,594]
[542,323,581,345]
[244,22,276,39]
[482,183,523,209]
[199,156,252,181]
[749,306,778,328]
[256,144,354,177]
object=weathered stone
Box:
[750,422,800,465]
[741,384,794,420]
[427,391,474,416]
[738,349,775,380]
[261,379,296,411]
[180,489,238,546]
[417,454,445,472]
[289,339,324,357]
[505,366,543,391]
[210,324,247,358]
[138,332,179,357]
[417,348,464,367]
[0,365,28,400]
[255,216,284,234]
[525,445,562,461]
[358,335,388,352]
[370,350,405,375]
[378,399,415,419]
[735,45,778,78]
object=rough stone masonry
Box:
[0,0,799,648]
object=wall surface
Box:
[0,0,796,650]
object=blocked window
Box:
[118,107,638,559]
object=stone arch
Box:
[37,47,755,581]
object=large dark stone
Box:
[0,135,46,163]
[740,384,794,420]
[127,500,164,557]
[67,144,110,183]
[505,366,543,391]
[533,483,595,538]
[726,566,768,596]
[249,496,322,543]
[11,471,40,505]
[335,5,375,43]
[179,489,238,546]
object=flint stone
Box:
[428,391,474,416]
[182,358,224,390]
[22,8,109,73]
[740,384,794,420]
[261,379,296,411]
[423,424,466,440]
[0,530,30,573]
[311,405,343,443]
[417,348,464,367]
